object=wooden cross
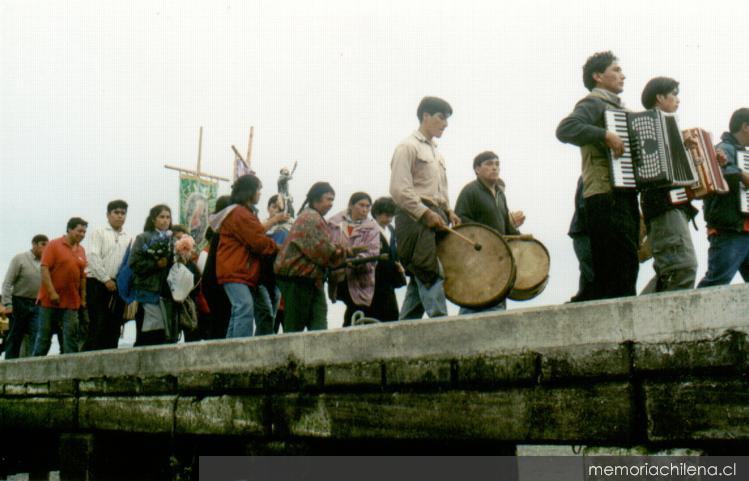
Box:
[164,126,231,182]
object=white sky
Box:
[2,0,748,333]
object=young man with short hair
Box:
[84,200,130,351]
[390,96,461,319]
[638,77,699,293]
[1,234,48,358]
[557,51,640,300]
[454,151,525,313]
[33,217,88,355]
[697,108,749,287]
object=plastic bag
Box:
[167,262,195,302]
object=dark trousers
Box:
[83,278,125,351]
[570,234,595,302]
[277,278,327,332]
[4,296,38,359]
[584,191,640,300]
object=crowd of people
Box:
[3,50,749,358]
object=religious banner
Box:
[179,174,218,249]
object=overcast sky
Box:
[2,0,748,333]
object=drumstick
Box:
[503,234,535,241]
[446,227,482,251]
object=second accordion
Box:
[604,109,698,190]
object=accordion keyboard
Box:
[737,150,749,214]
[604,110,636,189]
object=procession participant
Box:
[129,205,176,346]
[83,200,130,351]
[202,196,232,339]
[33,218,88,356]
[567,177,595,302]
[697,108,749,287]
[212,175,278,338]
[454,150,525,313]
[556,51,640,300]
[638,77,704,293]
[1,234,48,358]
[328,192,380,326]
[274,182,350,332]
[390,96,460,319]
[368,196,406,322]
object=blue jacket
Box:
[703,132,747,233]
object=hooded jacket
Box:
[209,204,277,287]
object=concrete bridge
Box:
[1,284,748,480]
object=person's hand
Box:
[271,212,291,225]
[716,148,728,167]
[395,261,405,274]
[81,297,87,309]
[604,131,625,158]
[157,257,168,268]
[104,280,117,292]
[421,210,447,230]
[448,211,461,227]
[0,305,11,316]
[49,291,60,306]
[510,210,526,227]
[742,172,749,188]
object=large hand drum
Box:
[436,224,516,308]
[506,237,550,300]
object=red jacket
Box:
[216,205,277,287]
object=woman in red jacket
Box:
[210,175,277,338]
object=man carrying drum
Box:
[454,151,526,314]
[389,96,461,320]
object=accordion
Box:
[604,109,698,190]
[736,150,749,214]
[682,128,729,199]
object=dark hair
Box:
[106,199,128,214]
[171,224,188,235]
[32,234,49,244]
[348,192,372,207]
[214,195,231,213]
[66,217,88,231]
[582,51,618,91]
[267,194,279,209]
[300,182,335,211]
[372,197,396,217]
[231,174,262,206]
[143,204,172,232]
[473,151,499,170]
[641,77,679,109]
[729,108,749,134]
[417,96,453,122]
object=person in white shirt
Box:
[83,200,131,351]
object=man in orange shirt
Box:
[32,217,88,356]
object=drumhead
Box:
[436,223,515,308]
[506,238,550,301]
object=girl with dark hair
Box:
[328,192,381,326]
[208,175,277,338]
[129,204,177,345]
[368,196,406,321]
[273,182,350,332]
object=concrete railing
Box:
[1,284,748,456]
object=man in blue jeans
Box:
[1,234,48,358]
[390,96,462,319]
[698,108,749,287]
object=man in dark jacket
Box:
[556,50,640,300]
[697,108,749,287]
[454,151,524,313]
